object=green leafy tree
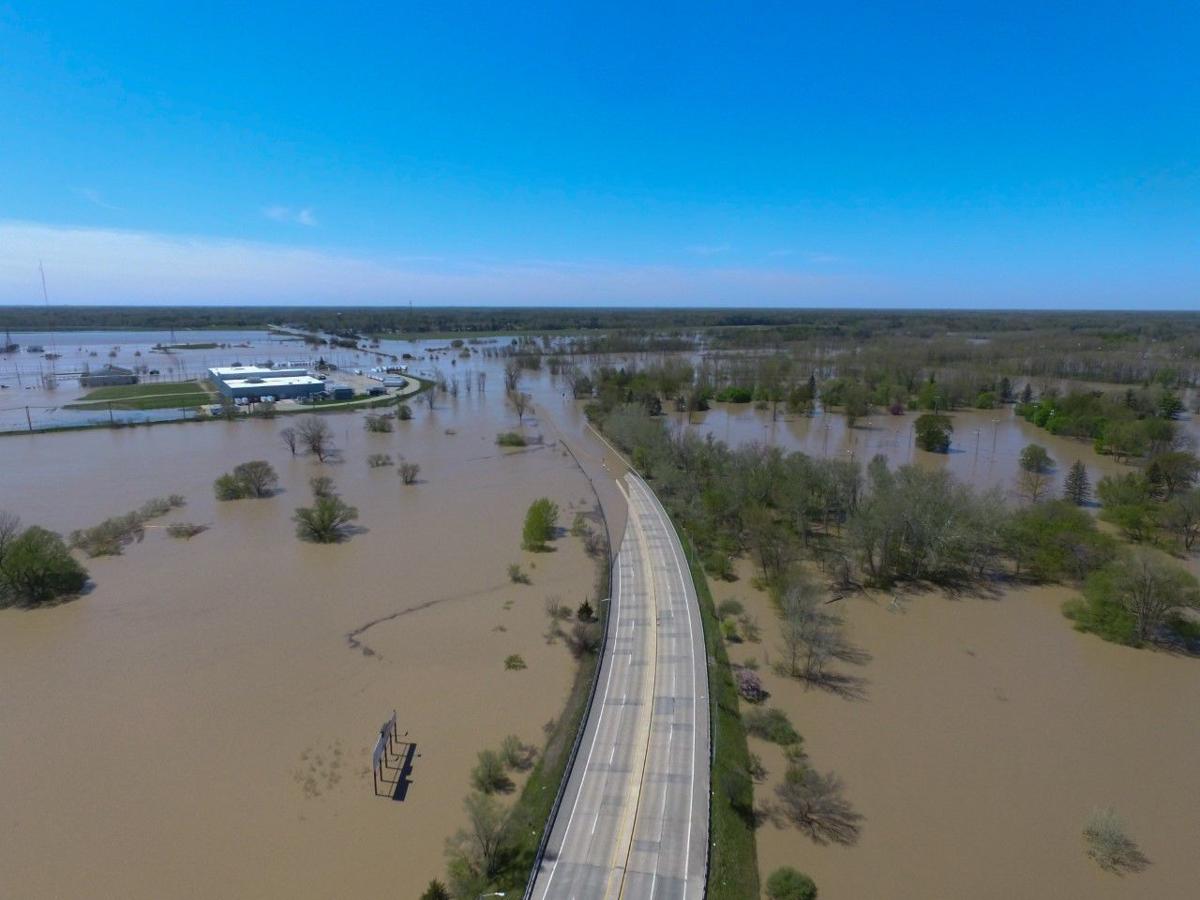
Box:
[293,495,359,543]
[913,413,952,453]
[1066,549,1200,645]
[522,497,560,551]
[419,880,450,900]
[1019,443,1052,474]
[0,518,89,606]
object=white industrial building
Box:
[207,365,325,401]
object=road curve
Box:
[530,472,709,900]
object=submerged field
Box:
[719,562,1200,898]
[0,393,609,897]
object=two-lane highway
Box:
[530,472,709,900]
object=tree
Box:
[279,426,298,455]
[511,390,532,424]
[419,880,451,900]
[766,867,819,900]
[1020,382,1034,405]
[1017,467,1052,505]
[398,461,420,485]
[1019,443,1052,474]
[774,765,862,845]
[471,749,513,794]
[309,475,336,499]
[1063,460,1090,505]
[1145,451,1200,500]
[1072,549,1200,645]
[293,495,359,543]
[444,792,514,891]
[296,416,334,462]
[1162,489,1200,551]
[232,461,278,498]
[0,522,89,606]
[913,413,952,453]
[522,497,560,551]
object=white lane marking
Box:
[537,511,630,900]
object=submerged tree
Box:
[293,494,359,543]
[913,413,952,453]
[0,515,89,607]
[522,498,560,551]
[774,765,862,846]
[296,416,334,462]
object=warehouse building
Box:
[207,365,325,401]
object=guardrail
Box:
[521,441,618,900]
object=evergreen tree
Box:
[1020,382,1034,405]
[1064,460,1091,506]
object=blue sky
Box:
[1,2,1197,307]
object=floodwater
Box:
[673,402,1200,500]
[0,382,622,897]
[719,559,1200,899]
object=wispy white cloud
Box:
[263,205,318,227]
[0,220,865,306]
[76,188,121,211]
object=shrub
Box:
[364,413,393,433]
[367,453,393,468]
[734,666,768,703]
[419,881,450,900]
[566,621,602,658]
[499,734,535,770]
[570,512,589,537]
[744,707,800,745]
[717,598,745,618]
[496,431,527,447]
[396,403,413,421]
[1082,807,1147,874]
[577,599,594,621]
[766,867,818,900]
[507,563,530,584]
[504,654,526,670]
[69,495,185,556]
[398,461,421,484]
[721,616,741,642]
[0,523,88,606]
[522,497,560,550]
[166,523,209,539]
[470,749,513,794]
[309,475,336,499]
[293,495,359,543]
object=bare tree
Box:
[774,765,862,845]
[399,461,420,485]
[504,360,522,394]
[421,387,435,411]
[295,416,334,462]
[1017,467,1052,504]
[511,391,532,424]
[477,371,487,393]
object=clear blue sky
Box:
[1,2,1196,307]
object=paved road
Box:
[530,473,709,900]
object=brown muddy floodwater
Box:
[675,403,1200,499]
[0,390,614,898]
[719,558,1200,899]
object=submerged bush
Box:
[367,453,394,468]
[0,519,89,606]
[496,431,527,447]
[70,495,186,556]
[765,867,818,900]
[744,707,800,745]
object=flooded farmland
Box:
[3,331,1198,898]
[0,379,617,897]
[720,562,1200,899]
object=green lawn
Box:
[66,380,214,410]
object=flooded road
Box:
[0,379,621,897]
